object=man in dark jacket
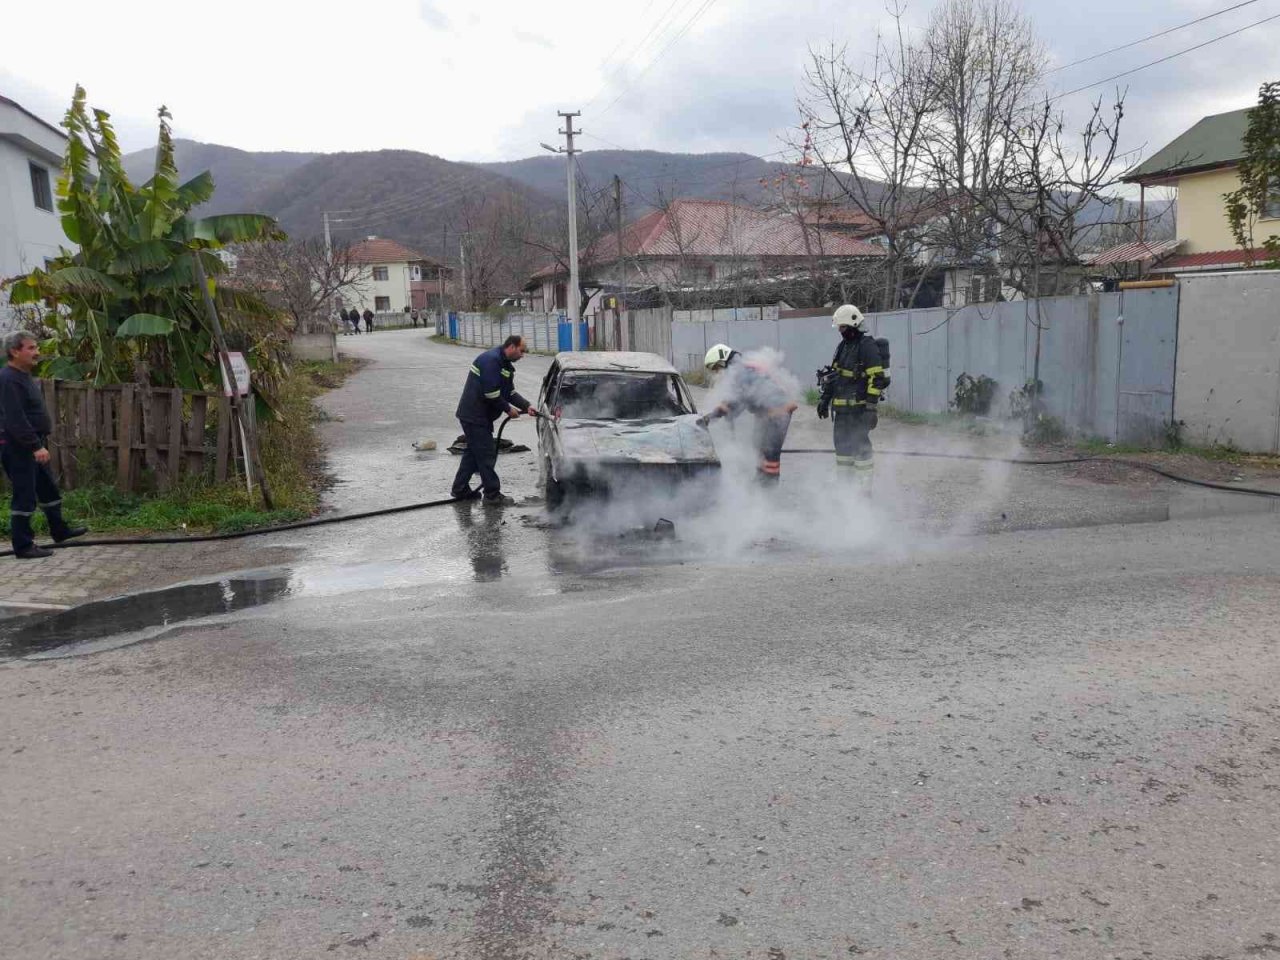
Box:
[451,335,536,505]
[817,304,887,494]
[346,307,360,334]
[363,307,374,333]
[0,331,87,558]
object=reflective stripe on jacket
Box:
[455,346,531,424]
[830,334,883,407]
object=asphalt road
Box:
[3,330,1278,960]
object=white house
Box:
[341,236,446,317]
[1,94,79,329]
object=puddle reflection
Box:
[0,574,293,659]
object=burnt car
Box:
[536,352,720,506]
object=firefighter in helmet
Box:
[699,344,798,485]
[817,305,887,492]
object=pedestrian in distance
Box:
[0,331,87,559]
[699,344,799,485]
[450,335,536,506]
[346,308,360,335]
[411,308,420,328]
[816,304,888,494]
[363,308,374,333]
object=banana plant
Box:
[3,87,287,393]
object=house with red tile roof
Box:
[523,198,885,315]
[340,236,449,316]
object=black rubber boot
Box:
[42,503,86,543]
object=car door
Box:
[537,363,560,456]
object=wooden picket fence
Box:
[37,379,244,494]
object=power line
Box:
[1050,9,1280,101]
[598,0,725,117]
[1047,0,1263,73]
[584,0,701,110]
[585,5,1278,198]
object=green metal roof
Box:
[1124,107,1251,183]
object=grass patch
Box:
[1,359,355,538]
[803,387,821,406]
[429,333,459,346]
[1075,434,1255,463]
[878,404,997,437]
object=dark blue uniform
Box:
[0,365,77,551]
[451,347,531,499]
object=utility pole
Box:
[439,223,448,331]
[542,110,582,348]
[459,236,468,312]
[323,211,333,261]
[613,174,625,313]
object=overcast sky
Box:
[4,0,1277,174]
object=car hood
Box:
[556,414,719,464]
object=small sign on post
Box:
[220,352,251,397]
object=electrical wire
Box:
[579,2,1279,198]
[1047,0,1263,73]
[584,0,694,111]
[1049,10,1280,102]
[597,0,725,117]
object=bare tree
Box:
[234,238,367,332]
[800,6,940,309]
[456,189,548,310]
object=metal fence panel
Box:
[1111,286,1178,445]
[1176,271,1280,452]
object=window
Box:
[372,266,389,281]
[375,296,391,311]
[411,265,422,280]
[1264,187,1280,220]
[29,163,53,211]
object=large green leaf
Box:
[192,213,283,245]
[115,313,177,337]
[176,171,215,209]
[109,238,179,274]
[4,273,46,304]
[40,356,88,381]
[217,285,279,319]
[141,249,225,293]
[49,266,130,299]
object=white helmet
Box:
[704,343,734,370]
[832,303,865,329]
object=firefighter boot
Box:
[42,500,87,543]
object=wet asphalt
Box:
[2,329,1279,959]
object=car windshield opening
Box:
[556,372,692,419]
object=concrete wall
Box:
[1176,167,1246,253]
[672,288,1180,443]
[1175,270,1280,453]
[291,331,338,362]
[454,313,563,353]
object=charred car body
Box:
[536,352,720,506]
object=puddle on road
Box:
[0,572,293,660]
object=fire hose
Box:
[3,414,1275,558]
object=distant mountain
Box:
[122,140,318,217]
[476,150,843,211]
[120,138,1166,266]
[121,140,557,262]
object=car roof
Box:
[553,351,678,375]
